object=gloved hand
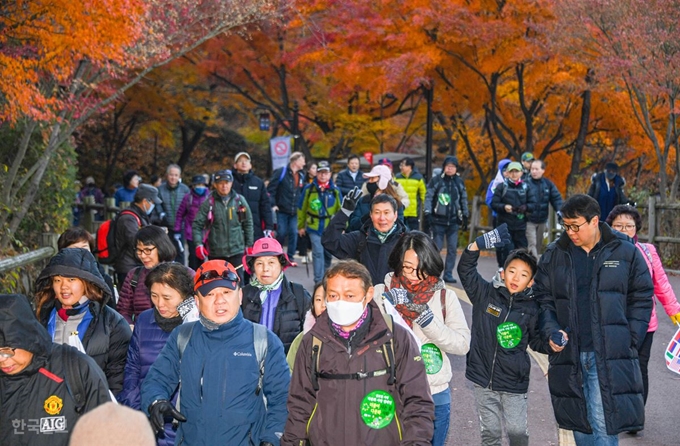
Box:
[195,245,209,260]
[550,330,568,347]
[384,288,412,306]
[263,229,274,238]
[475,223,511,250]
[173,233,182,242]
[671,312,680,325]
[341,186,363,214]
[149,400,186,434]
[461,215,469,231]
[384,288,434,327]
[515,204,527,214]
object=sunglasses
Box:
[197,269,240,284]
[0,348,16,359]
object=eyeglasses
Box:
[561,220,589,233]
[0,348,16,359]
[612,224,636,232]
[197,269,240,284]
[401,265,417,274]
[135,246,157,256]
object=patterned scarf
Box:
[389,274,441,327]
[331,306,369,340]
[372,223,397,244]
[250,273,284,292]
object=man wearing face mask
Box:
[282,260,434,446]
[114,184,160,285]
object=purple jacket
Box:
[174,189,209,241]
[118,309,176,446]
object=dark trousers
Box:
[188,240,201,270]
[638,330,654,404]
[297,233,310,256]
[405,217,420,232]
[497,225,528,268]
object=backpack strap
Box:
[174,322,195,420]
[129,266,143,295]
[639,244,654,279]
[120,209,142,228]
[253,323,268,396]
[62,345,87,414]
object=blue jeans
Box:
[573,352,618,446]
[309,232,332,283]
[432,390,451,446]
[276,212,298,258]
[432,223,459,278]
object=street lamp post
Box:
[424,83,434,181]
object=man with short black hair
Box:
[282,260,434,446]
[396,157,426,231]
[534,194,653,444]
[335,154,365,196]
[322,191,408,285]
[233,151,274,240]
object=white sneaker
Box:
[301,256,308,264]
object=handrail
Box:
[0,247,55,274]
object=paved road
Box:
[284,250,680,445]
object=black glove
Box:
[341,186,363,213]
[461,215,469,231]
[516,204,527,214]
[475,223,511,250]
[149,400,186,434]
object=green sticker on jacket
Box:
[438,193,451,206]
[421,343,443,374]
[310,198,322,211]
[496,321,522,349]
[360,390,395,429]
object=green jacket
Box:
[192,190,254,258]
[297,180,341,234]
[395,171,426,218]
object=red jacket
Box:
[282,300,434,446]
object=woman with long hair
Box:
[374,231,471,446]
[34,248,131,395]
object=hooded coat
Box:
[36,248,132,395]
[534,224,654,435]
[0,294,111,446]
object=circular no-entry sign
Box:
[274,141,288,156]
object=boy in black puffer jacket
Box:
[457,224,549,446]
[491,162,536,267]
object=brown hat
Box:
[69,402,155,446]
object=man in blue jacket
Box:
[141,260,290,446]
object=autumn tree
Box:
[0,0,283,250]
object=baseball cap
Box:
[506,162,523,172]
[521,152,534,162]
[191,174,207,185]
[194,260,240,295]
[135,184,162,204]
[85,176,95,185]
[317,160,331,172]
[242,237,294,274]
[234,152,251,163]
[213,169,233,183]
[363,165,391,190]
[378,158,393,170]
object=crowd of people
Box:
[1,151,677,446]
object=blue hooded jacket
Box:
[141,311,290,446]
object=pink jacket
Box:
[637,242,680,332]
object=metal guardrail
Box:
[0,247,55,274]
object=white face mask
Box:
[146,203,155,215]
[325,298,366,326]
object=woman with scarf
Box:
[34,248,132,395]
[118,262,196,445]
[241,237,311,353]
[373,231,471,446]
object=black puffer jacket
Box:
[233,171,274,240]
[457,249,547,393]
[267,166,305,216]
[424,173,469,226]
[35,248,132,395]
[534,224,653,435]
[321,211,408,286]
[113,203,149,275]
[241,277,311,353]
[526,177,563,224]
[0,294,111,446]
[490,179,536,230]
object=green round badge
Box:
[438,193,451,206]
[360,390,396,429]
[310,198,322,211]
[496,321,523,349]
[421,343,444,374]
